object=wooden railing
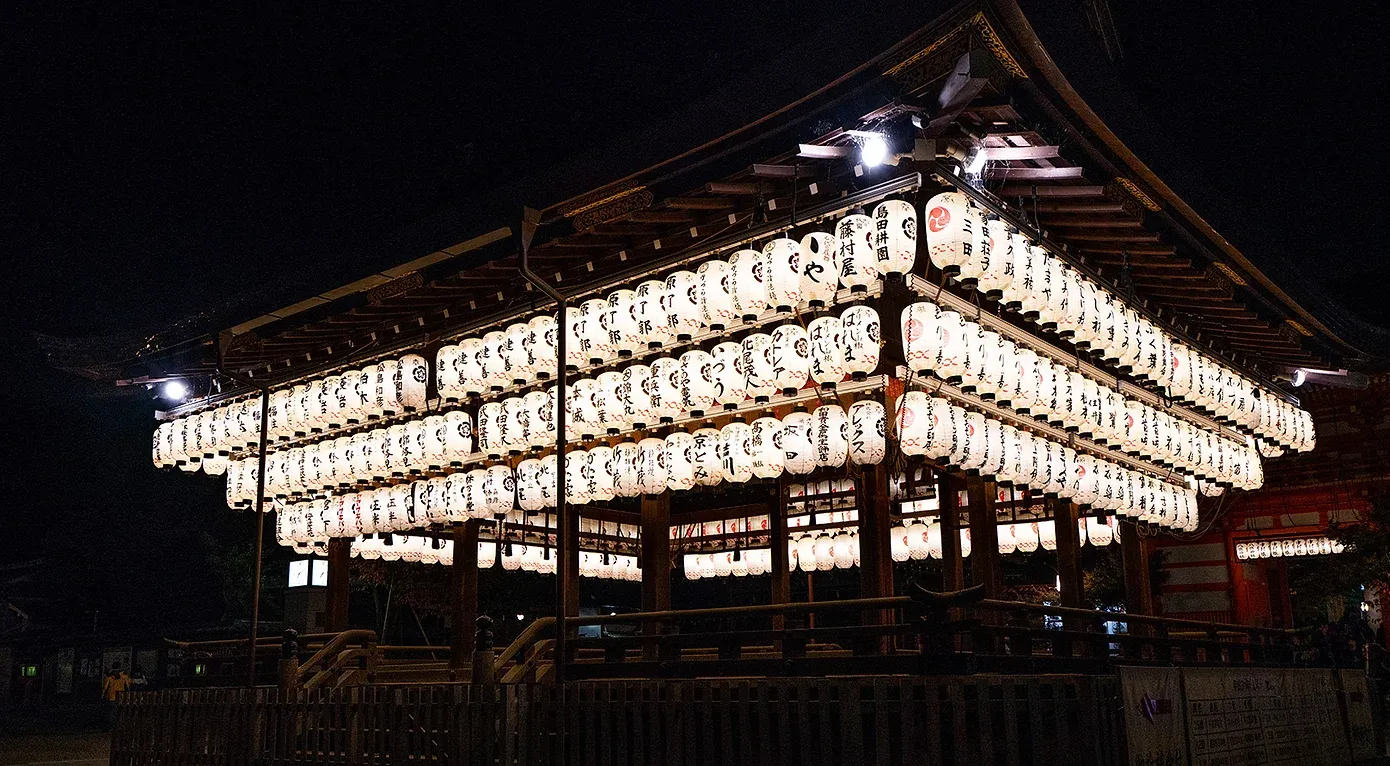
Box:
[553,594,1296,679]
[111,675,1126,765]
[155,594,1303,690]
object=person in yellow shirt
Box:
[101,662,132,729]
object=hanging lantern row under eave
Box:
[899,299,1268,491]
[919,190,1312,451]
[893,392,1201,530]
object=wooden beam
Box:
[751,163,816,178]
[1041,217,1144,229]
[985,166,1085,181]
[997,184,1104,198]
[1034,201,1127,214]
[1120,520,1152,622]
[325,538,351,633]
[983,145,1060,161]
[1073,245,1177,256]
[1053,500,1085,613]
[666,197,735,210]
[626,211,696,224]
[938,474,964,591]
[449,519,480,669]
[966,475,1002,600]
[705,181,761,195]
[640,493,671,661]
[1061,231,1161,243]
[924,49,994,135]
[770,481,790,631]
[857,461,894,654]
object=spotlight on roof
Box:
[859,133,889,168]
[162,380,189,401]
[1290,369,1307,388]
[965,147,988,175]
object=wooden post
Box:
[965,475,1001,599]
[1053,499,1084,609]
[562,501,581,644]
[770,480,790,631]
[857,463,895,653]
[640,493,671,661]
[938,473,964,591]
[449,519,481,670]
[325,538,351,633]
[1120,519,1152,617]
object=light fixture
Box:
[162,380,189,401]
[1291,369,1306,387]
[965,147,988,175]
[859,133,889,168]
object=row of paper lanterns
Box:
[182,302,881,495]
[1234,537,1344,559]
[151,355,432,470]
[902,300,1268,489]
[340,533,642,580]
[156,197,913,467]
[156,193,1314,467]
[896,392,1201,529]
[889,515,1118,562]
[924,191,1313,450]
[228,397,888,509]
[434,200,910,392]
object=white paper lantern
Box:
[649,357,682,423]
[636,437,668,495]
[665,431,696,491]
[811,405,850,468]
[976,218,1016,300]
[872,198,917,278]
[623,364,655,429]
[711,341,748,410]
[697,259,736,330]
[719,421,755,483]
[770,324,810,396]
[798,232,840,308]
[901,301,942,376]
[807,316,847,389]
[781,411,816,475]
[691,427,723,487]
[839,305,880,379]
[848,400,886,466]
[750,416,785,479]
[596,371,628,434]
[516,458,546,512]
[522,389,551,450]
[729,248,769,321]
[923,192,979,277]
[762,238,802,312]
[741,333,777,402]
[663,269,703,341]
[934,310,969,384]
[587,446,616,502]
[612,441,641,498]
[680,349,718,417]
[604,289,640,359]
[835,211,877,292]
[499,395,527,454]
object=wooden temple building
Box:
[106,0,1387,762]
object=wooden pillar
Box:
[1121,520,1152,615]
[965,475,1001,599]
[858,463,895,610]
[640,493,671,660]
[325,538,351,633]
[1053,499,1084,609]
[449,519,481,670]
[769,480,790,631]
[562,505,581,639]
[938,473,964,591]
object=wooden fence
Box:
[110,675,1123,765]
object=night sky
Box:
[6,2,1387,637]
